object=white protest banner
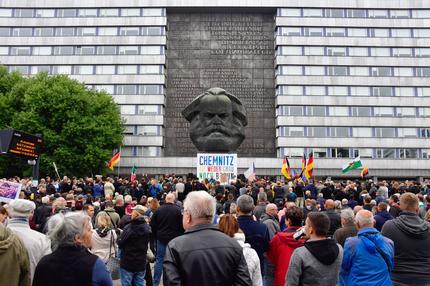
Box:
[197,153,237,184]
[0,180,22,203]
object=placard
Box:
[197,153,237,184]
[0,180,22,203]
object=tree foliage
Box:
[0,66,124,177]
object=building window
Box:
[117,65,138,74]
[372,87,393,97]
[350,67,369,76]
[120,105,136,115]
[76,27,96,36]
[396,87,415,97]
[35,9,55,17]
[278,127,305,137]
[137,126,161,136]
[138,105,162,115]
[369,28,389,37]
[392,48,413,57]
[352,128,372,137]
[398,128,417,138]
[329,106,349,116]
[353,148,373,158]
[392,29,412,38]
[376,149,396,159]
[328,86,348,96]
[142,8,164,16]
[9,66,30,74]
[94,85,114,94]
[97,46,117,55]
[52,66,72,75]
[278,85,303,96]
[326,28,346,37]
[307,106,326,116]
[278,46,302,55]
[415,48,430,57]
[346,9,366,18]
[371,67,392,77]
[375,127,396,137]
[116,85,137,95]
[0,9,12,17]
[280,66,302,75]
[304,46,324,56]
[399,149,418,159]
[78,9,98,17]
[374,107,394,117]
[412,10,430,18]
[306,86,325,96]
[10,47,31,56]
[330,148,350,158]
[278,8,301,17]
[396,107,416,117]
[279,27,301,36]
[142,27,164,36]
[417,88,430,96]
[349,47,368,57]
[14,9,34,18]
[55,27,75,36]
[350,86,370,96]
[141,46,163,55]
[76,46,95,55]
[370,48,390,57]
[325,9,344,18]
[98,27,118,36]
[120,8,141,17]
[416,68,430,77]
[414,29,430,38]
[328,127,349,137]
[53,46,74,55]
[419,108,430,117]
[327,66,347,76]
[139,85,163,95]
[368,10,388,18]
[100,8,119,17]
[30,66,50,75]
[305,66,325,76]
[0,28,10,36]
[74,65,93,75]
[95,65,115,75]
[34,28,54,36]
[0,47,8,55]
[12,28,32,37]
[422,149,430,159]
[120,27,140,36]
[303,9,323,17]
[57,9,77,17]
[277,106,304,116]
[118,46,139,55]
[391,10,410,18]
[304,27,323,37]
[351,106,372,116]
[327,47,347,56]
[348,28,367,37]
[394,67,414,77]
[421,128,430,138]
[140,65,162,74]
[312,148,327,158]
[307,127,326,137]
[280,148,304,158]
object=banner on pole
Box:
[197,153,237,184]
[0,180,22,203]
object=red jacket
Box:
[267,227,305,286]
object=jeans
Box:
[153,240,167,286]
[120,268,145,286]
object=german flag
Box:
[361,165,369,178]
[281,156,291,180]
[304,153,314,180]
[108,152,121,171]
[299,153,307,181]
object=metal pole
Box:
[117,146,121,178]
[32,133,42,186]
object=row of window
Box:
[277,85,430,97]
[2,45,164,56]
[88,85,164,95]
[120,105,163,115]
[279,147,430,159]
[277,105,430,118]
[277,8,430,19]
[277,46,430,58]
[0,8,165,18]
[0,26,165,37]
[123,125,163,136]
[277,127,430,138]
[277,65,430,77]
[7,65,164,76]
[121,146,162,157]
[277,27,430,38]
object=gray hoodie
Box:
[381,212,430,285]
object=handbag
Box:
[146,245,155,263]
[105,230,121,280]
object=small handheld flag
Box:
[108,152,121,171]
[361,165,369,178]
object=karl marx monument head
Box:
[182,87,248,152]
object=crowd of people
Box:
[0,174,430,286]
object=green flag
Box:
[342,157,362,174]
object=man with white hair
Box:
[340,210,394,286]
[7,199,51,283]
[163,191,251,286]
[333,208,358,247]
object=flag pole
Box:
[117,146,121,178]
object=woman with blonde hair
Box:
[219,214,262,286]
[91,212,117,263]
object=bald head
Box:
[325,199,335,209]
[355,209,374,229]
[265,203,278,217]
[165,193,176,203]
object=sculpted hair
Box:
[183,191,216,222]
[47,212,90,251]
[400,192,419,212]
[219,214,239,237]
[237,194,254,214]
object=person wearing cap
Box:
[7,199,51,283]
[117,204,151,286]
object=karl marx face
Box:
[182,88,247,152]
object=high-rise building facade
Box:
[1,0,429,179]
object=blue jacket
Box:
[340,227,394,286]
[374,211,393,231]
[149,184,162,198]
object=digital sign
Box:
[0,129,43,159]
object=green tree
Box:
[0,66,124,177]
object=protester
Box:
[117,205,151,286]
[163,191,251,286]
[150,193,184,286]
[374,202,393,231]
[382,193,430,286]
[268,206,305,286]
[253,192,268,221]
[259,203,280,239]
[340,210,394,286]
[95,201,120,228]
[90,212,117,263]
[7,199,51,283]
[33,212,112,286]
[286,212,343,286]
[236,194,270,280]
[219,214,262,286]
[32,196,51,233]
[333,208,358,247]
[0,223,31,286]
[323,199,341,237]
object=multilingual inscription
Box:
[165,12,276,157]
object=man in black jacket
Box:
[118,204,151,286]
[163,191,251,286]
[150,193,184,286]
[322,199,341,237]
